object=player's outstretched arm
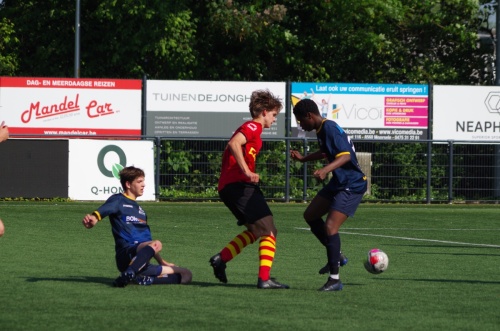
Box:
[0,121,9,143]
[82,214,98,229]
[291,150,324,162]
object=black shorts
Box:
[115,245,139,272]
[115,245,163,275]
[219,182,272,226]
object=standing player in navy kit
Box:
[209,89,289,289]
[291,99,367,292]
[82,166,192,287]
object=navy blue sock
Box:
[127,246,155,274]
[307,218,328,246]
[326,234,341,275]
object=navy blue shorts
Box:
[317,187,364,217]
[219,182,272,225]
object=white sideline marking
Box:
[295,228,500,248]
[340,227,500,231]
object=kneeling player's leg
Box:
[136,265,192,285]
[126,241,161,275]
[157,265,192,284]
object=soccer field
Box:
[0,202,499,331]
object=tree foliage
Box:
[0,16,18,75]
[0,0,489,84]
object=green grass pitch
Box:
[0,202,499,331]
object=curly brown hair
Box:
[249,89,283,118]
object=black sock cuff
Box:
[326,233,340,243]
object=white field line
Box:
[338,228,500,231]
[295,228,500,248]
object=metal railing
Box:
[154,137,500,204]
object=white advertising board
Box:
[0,77,142,137]
[68,140,155,201]
[433,85,500,141]
[146,80,286,137]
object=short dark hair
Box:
[293,99,320,118]
[119,166,145,190]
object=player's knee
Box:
[303,210,313,222]
[258,227,277,238]
[325,223,339,235]
[255,224,277,238]
[150,240,163,252]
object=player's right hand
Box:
[82,214,97,229]
[290,150,304,161]
[245,171,260,183]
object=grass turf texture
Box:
[0,202,499,331]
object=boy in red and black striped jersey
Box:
[210,89,289,289]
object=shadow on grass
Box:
[190,281,367,289]
[24,276,368,289]
[23,277,260,288]
[189,281,258,288]
[25,276,113,286]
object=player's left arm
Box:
[154,252,177,267]
[144,240,177,266]
[314,130,353,180]
[314,153,351,180]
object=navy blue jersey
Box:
[316,119,367,193]
[94,193,152,253]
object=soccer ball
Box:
[364,248,389,274]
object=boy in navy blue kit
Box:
[82,166,192,287]
[291,99,367,292]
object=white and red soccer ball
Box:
[364,248,389,274]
